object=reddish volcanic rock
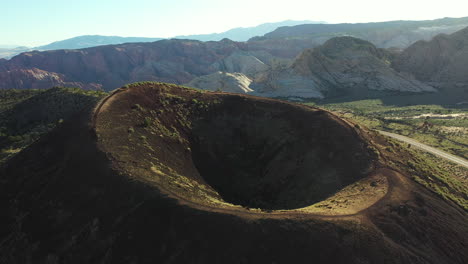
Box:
[0,68,65,90]
[1,39,248,91]
[0,68,101,90]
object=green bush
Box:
[143,117,152,127]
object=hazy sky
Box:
[2,0,468,46]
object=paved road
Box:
[377,130,468,169]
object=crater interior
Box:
[96,83,377,210]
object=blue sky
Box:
[2,0,468,46]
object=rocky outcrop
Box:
[247,38,323,58]
[211,51,269,77]
[0,68,101,90]
[254,37,435,98]
[0,58,6,70]
[293,37,435,92]
[0,39,251,91]
[393,26,468,85]
[185,71,253,93]
[252,68,324,99]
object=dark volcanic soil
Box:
[0,82,467,264]
[97,83,376,210]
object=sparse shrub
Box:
[143,117,152,127]
[132,104,145,111]
[7,135,22,142]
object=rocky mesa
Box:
[253,37,435,98]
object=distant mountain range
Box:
[0,36,165,59]
[0,20,324,59]
[2,17,468,60]
[2,24,468,98]
[174,20,324,41]
[253,16,468,49]
[1,17,468,101]
[36,35,164,50]
[0,46,30,60]
[0,44,22,49]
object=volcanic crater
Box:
[95,82,379,211]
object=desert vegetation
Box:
[0,87,106,163]
[304,99,467,210]
[308,99,468,159]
